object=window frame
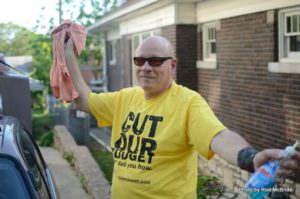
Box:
[268,6,300,74]
[203,23,217,61]
[280,8,300,61]
[197,21,219,69]
[108,40,117,65]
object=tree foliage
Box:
[59,0,116,26]
[57,0,116,66]
[0,23,52,90]
[0,23,35,56]
[31,34,52,89]
[0,0,116,92]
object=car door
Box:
[16,125,52,199]
[0,156,32,199]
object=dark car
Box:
[0,114,60,199]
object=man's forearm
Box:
[210,129,252,166]
[65,39,91,113]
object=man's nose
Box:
[141,61,152,70]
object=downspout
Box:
[102,32,108,92]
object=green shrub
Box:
[197,175,225,199]
[32,112,53,141]
[38,131,54,146]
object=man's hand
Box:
[253,149,300,177]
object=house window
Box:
[205,27,216,60]
[283,10,300,59]
[268,7,300,73]
[197,22,218,69]
[131,30,161,85]
[108,41,116,65]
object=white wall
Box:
[196,0,300,23]
[107,28,121,41]
[120,4,175,35]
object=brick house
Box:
[87,0,300,197]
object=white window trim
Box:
[268,6,300,74]
[196,60,217,69]
[197,21,220,69]
[109,41,116,65]
[203,22,217,61]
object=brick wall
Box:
[197,10,300,197]
[197,11,300,150]
[162,25,198,91]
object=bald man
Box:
[64,36,300,199]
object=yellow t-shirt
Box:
[88,82,225,199]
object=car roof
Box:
[0,114,27,169]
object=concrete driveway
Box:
[41,147,91,199]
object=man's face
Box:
[134,40,176,98]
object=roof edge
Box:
[87,0,159,32]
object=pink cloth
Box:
[50,20,86,102]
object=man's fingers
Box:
[254,150,299,177]
[291,151,300,161]
[276,168,295,177]
[280,159,298,169]
[253,149,283,169]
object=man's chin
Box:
[140,85,153,90]
[138,81,151,88]
[139,83,155,91]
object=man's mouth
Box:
[139,76,155,79]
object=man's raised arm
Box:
[64,39,91,113]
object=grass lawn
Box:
[88,139,114,184]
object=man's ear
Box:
[171,58,177,70]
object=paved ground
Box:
[40,147,91,199]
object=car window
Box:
[17,127,50,199]
[0,157,31,199]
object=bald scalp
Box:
[135,36,175,57]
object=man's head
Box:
[134,36,177,99]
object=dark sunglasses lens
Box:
[148,58,163,67]
[134,58,146,66]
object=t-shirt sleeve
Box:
[187,95,226,160]
[88,92,117,127]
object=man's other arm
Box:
[211,129,300,176]
[210,129,251,166]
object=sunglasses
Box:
[133,57,173,67]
